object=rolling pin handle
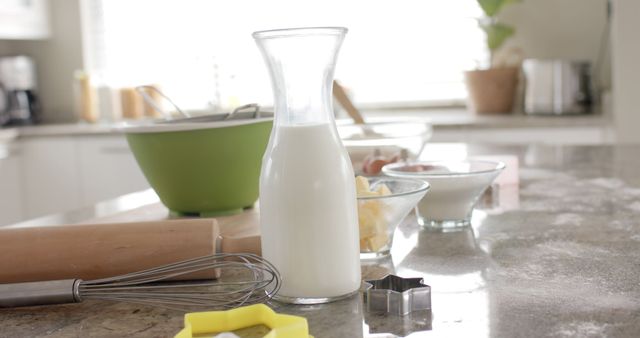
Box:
[218,235,262,256]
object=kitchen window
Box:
[81,0,486,112]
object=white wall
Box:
[0,0,617,125]
[499,0,610,90]
[611,0,640,143]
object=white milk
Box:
[259,123,361,300]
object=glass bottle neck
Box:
[254,27,347,126]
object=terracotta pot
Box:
[464,67,519,114]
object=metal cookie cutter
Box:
[363,274,431,316]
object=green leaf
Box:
[480,22,515,51]
[477,0,520,17]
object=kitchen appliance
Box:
[523,59,594,115]
[0,55,40,125]
[0,253,280,310]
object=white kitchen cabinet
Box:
[12,134,149,222]
[0,141,23,225]
[21,136,81,218]
[75,135,149,205]
[0,0,49,39]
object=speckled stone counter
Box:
[1,143,639,338]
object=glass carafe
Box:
[253,27,361,304]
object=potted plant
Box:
[465,0,521,114]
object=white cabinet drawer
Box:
[76,135,149,205]
[21,137,81,218]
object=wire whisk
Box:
[0,253,281,311]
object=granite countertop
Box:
[0,111,609,139]
[1,143,639,337]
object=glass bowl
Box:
[337,119,432,174]
[357,177,429,259]
[382,160,505,230]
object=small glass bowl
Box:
[357,177,429,259]
[382,160,505,230]
[337,119,432,173]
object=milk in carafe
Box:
[253,27,361,303]
[260,123,361,299]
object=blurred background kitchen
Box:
[0,0,637,226]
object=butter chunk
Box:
[360,238,370,251]
[356,176,391,252]
[367,233,389,252]
[358,190,380,198]
[355,176,370,195]
[375,183,392,196]
[358,203,386,238]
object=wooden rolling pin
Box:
[0,219,260,283]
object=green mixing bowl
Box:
[123,118,272,217]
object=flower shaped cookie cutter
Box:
[363,274,431,316]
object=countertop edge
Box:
[0,113,612,139]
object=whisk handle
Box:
[0,279,81,308]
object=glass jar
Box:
[254,27,361,304]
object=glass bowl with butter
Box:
[356,176,429,259]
